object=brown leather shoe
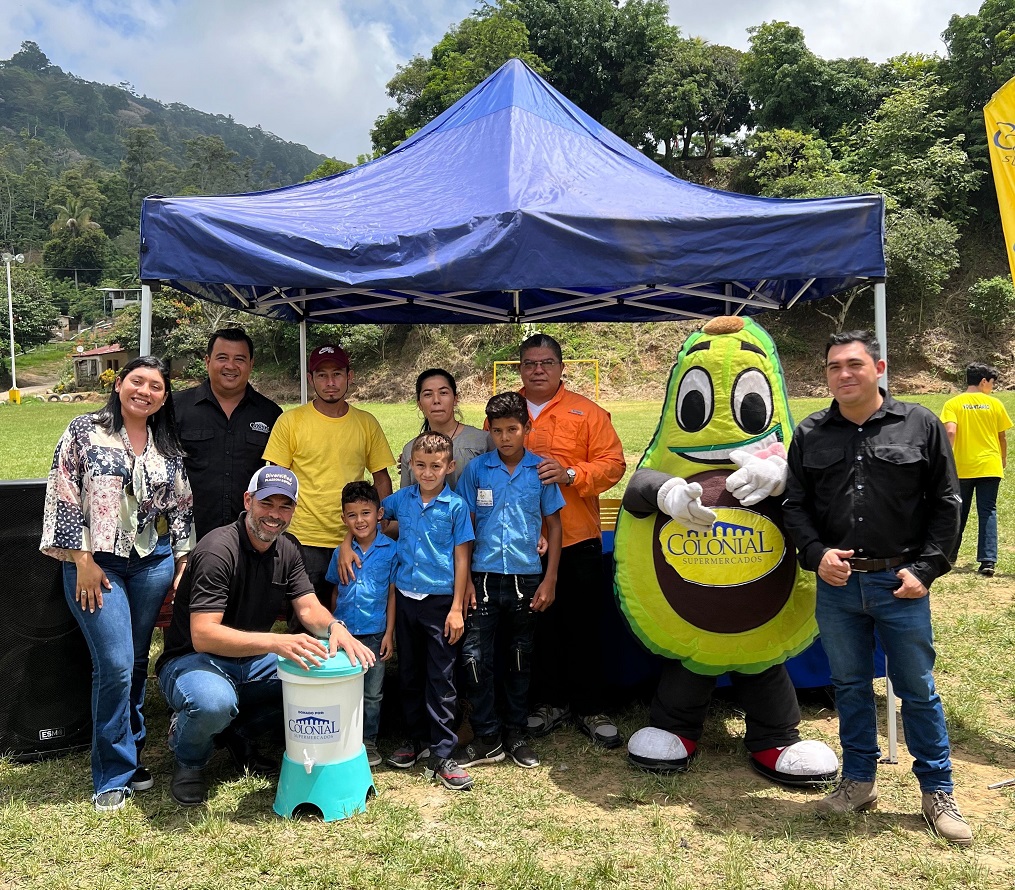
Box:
[922,790,973,845]
[815,778,878,815]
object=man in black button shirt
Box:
[174,328,282,539]
[784,330,970,844]
[155,466,375,807]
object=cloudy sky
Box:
[1,1,985,162]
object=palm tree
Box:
[49,196,102,235]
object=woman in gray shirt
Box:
[400,368,490,490]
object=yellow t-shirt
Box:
[262,402,394,548]
[940,392,1013,479]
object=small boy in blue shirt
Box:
[325,482,396,769]
[454,392,565,769]
[381,431,476,790]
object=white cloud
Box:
[0,0,992,164]
[667,0,984,61]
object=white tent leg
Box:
[873,280,898,762]
[884,669,899,763]
[300,319,308,405]
[140,284,153,355]
[874,281,887,389]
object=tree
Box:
[883,209,960,326]
[840,75,981,222]
[121,127,170,205]
[48,194,101,235]
[0,266,58,383]
[504,0,670,124]
[371,8,545,153]
[941,0,1015,155]
[303,158,354,182]
[43,227,110,285]
[181,136,243,194]
[741,22,832,133]
[5,41,51,73]
[634,38,748,162]
[748,129,867,198]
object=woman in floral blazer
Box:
[41,356,194,812]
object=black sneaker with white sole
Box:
[130,766,155,792]
[452,734,505,767]
[504,734,540,768]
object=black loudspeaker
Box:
[0,479,92,761]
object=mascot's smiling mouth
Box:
[669,427,783,464]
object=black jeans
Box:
[650,660,801,753]
[530,538,607,717]
[461,572,539,737]
[288,543,333,633]
[395,591,459,759]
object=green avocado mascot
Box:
[615,316,838,786]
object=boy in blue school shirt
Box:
[381,431,476,790]
[325,482,396,769]
[454,392,565,770]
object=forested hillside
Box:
[2,0,1015,398]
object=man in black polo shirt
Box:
[156,466,375,807]
[784,330,970,845]
[174,328,282,539]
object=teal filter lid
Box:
[277,646,364,678]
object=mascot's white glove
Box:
[657,476,716,532]
[726,447,788,507]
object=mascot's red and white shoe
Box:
[627,727,697,773]
[749,740,839,788]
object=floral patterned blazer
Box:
[40,413,195,561]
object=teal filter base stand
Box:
[273,747,374,822]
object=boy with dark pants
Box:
[454,393,565,769]
[381,432,475,790]
[325,482,396,769]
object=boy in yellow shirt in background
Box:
[940,362,1013,576]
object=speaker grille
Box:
[0,480,92,760]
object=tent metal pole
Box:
[140,284,153,355]
[300,319,308,405]
[874,281,887,389]
[872,279,898,763]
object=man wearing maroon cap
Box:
[263,344,394,611]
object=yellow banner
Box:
[985,76,1015,286]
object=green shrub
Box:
[966,276,1015,332]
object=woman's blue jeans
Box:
[816,569,953,792]
[62,535,173,796]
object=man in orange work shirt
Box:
[517,333,627,748]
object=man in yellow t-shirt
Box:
[263,344,394,606]
[940,363,1013,576]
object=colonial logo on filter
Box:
[286,705,341,743]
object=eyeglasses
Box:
[520,359,560,370]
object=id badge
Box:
[476,488,494,507]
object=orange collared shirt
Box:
[521,384,626,547]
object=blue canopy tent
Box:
[139,58,886,332]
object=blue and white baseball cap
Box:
[248,466,299,503]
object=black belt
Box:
[847,556,906,573]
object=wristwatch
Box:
[565,467,577,486]
[327,619,346,636]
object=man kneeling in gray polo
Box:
[156,466,375,806]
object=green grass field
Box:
[3,392,1015,888]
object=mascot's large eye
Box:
[675,367,714,432]
[731,369,773,434]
